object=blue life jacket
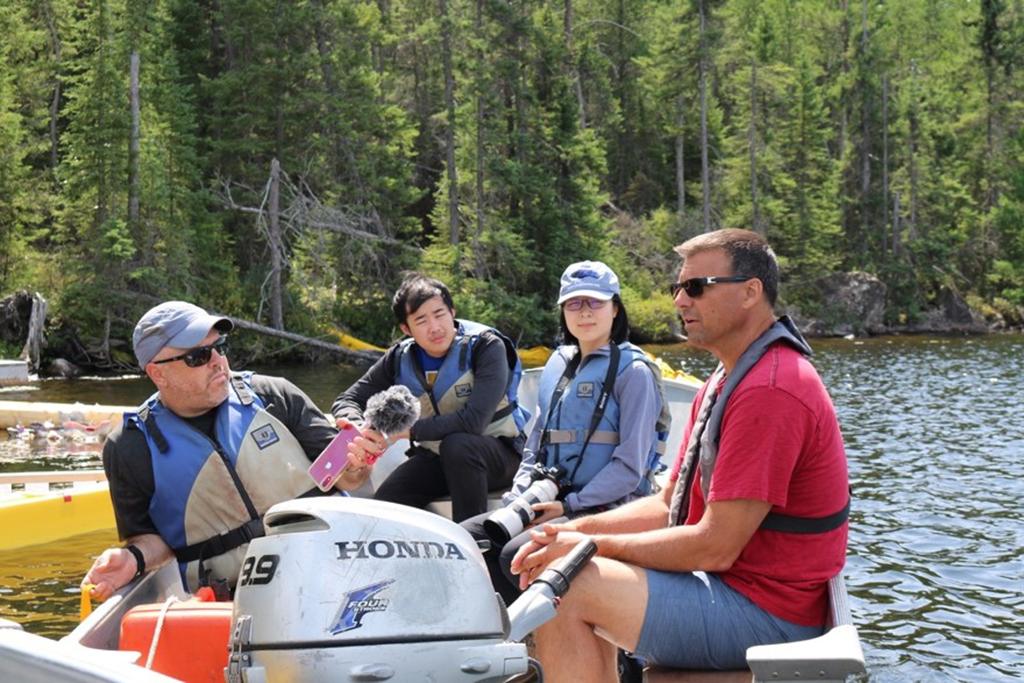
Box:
[124,372,315,591]
[536,342,670,500]
[394,319,529,453]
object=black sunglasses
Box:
[670,275,753,299]
[153,336,229,368]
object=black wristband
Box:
[125,544,146,577]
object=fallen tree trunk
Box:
[228,317,382,365]
[44,288,383,369]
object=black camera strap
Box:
[538,351,583,465]
[566,343,620,484]
[540,344,621,485]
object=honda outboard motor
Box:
[227,497,530,682]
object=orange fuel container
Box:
[119,600,234,682]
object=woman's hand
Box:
[528,500,565,527]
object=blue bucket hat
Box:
[557,261,621,305]
[133,301,234,368]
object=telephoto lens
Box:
[483,478,560,545]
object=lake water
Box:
[1,334,1022,681]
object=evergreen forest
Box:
[1,0,1022,365]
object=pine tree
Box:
[636,0,702,227]
[774,54,843,287]
[719,0,790,237]
[306,0,419,342]
[0,40,29,291]
[130,1,230,303]
[420,0,610,342]
[0,0,50,291]
[56,0,137,352]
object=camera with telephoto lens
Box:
[483,464,567,545]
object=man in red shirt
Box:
[511,229,849,679]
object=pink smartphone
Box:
[308,425,360,491]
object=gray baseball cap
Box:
[133,301,234,368]
[557,261,621,304]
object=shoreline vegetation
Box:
[0,288,1017,378]
[0,1,1021,373]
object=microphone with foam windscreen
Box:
[309,385,422,491]
[363,385,421,442]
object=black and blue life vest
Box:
[669,317,850,533]
[394,319,529,453]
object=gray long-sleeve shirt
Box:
[507,345,661,513]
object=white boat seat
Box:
[644,574,865,683]
[355,438,510,518]
[644,670,752,683]
[426,490,507,519]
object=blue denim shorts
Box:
[635,570,824,670]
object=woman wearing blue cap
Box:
[463,260,669,603]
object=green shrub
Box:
[621,287,678,343]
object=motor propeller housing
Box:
[229,497,529,682]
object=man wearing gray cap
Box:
[83,301,360,599]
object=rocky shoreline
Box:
[782,271,1018,338]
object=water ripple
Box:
[660,335,1024,681]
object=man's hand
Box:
[509,523,590,589]
[82,547,137,601]
[347,431,387,469]
[83,534,172,601]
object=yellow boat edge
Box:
[0,488,115,552]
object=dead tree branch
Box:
[229,317,381,365]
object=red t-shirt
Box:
[670,344,849,626]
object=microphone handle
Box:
[535,539,598,598]
[505,539,598,642]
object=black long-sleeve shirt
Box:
[331,332,510,442]
[104,374,336,540]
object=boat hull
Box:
[0,472,114,551]
[0,399,130,430]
